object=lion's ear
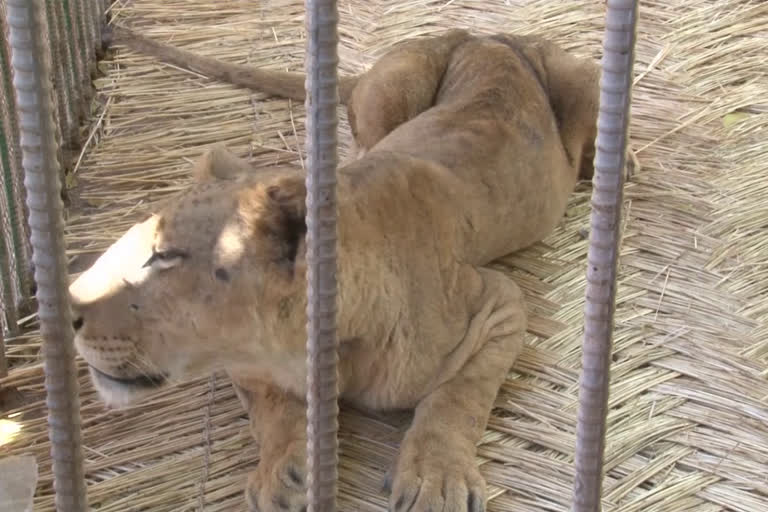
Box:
[192,144,253,183]
[265,175,308,266]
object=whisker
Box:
[126,359,155,381]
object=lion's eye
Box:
[143,248,188,270]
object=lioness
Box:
[70,28,599,512]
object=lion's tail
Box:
[111,26,358,104]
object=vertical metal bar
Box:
[7,0,88,510]
[303,0,340,509]
[1,10,32,316]
[1,199,20,338]
[0,164,20,336]
[1,216,20,337]
[0,318,6,377]
[45,0,76,151]
[64,0,87,90]
[0,138,26,305]
[0,129,26,296]
[572,1,638,512]
[62,0,87,124]
[92,0,108,58]
[75,0,95,75]
[0,117,27,322]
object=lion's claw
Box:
[387,449,486,512]
[246,442,307,512]
[466,491,484,512]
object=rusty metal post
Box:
[572,1,639,511]
[7,0,88,510]
[303,0,341,509]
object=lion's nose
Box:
[70,291,85,332]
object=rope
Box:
[572,1,639,511]
[7,0,88,510]
[303,0,341,509]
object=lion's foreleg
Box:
[231,378,308,512]
[386,269,526,512]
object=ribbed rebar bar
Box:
[303,0,340,509]
[572,1,639,512]
[74,0,95,76]
[93,0,108,57]
[0,318,6,377]
[0,134,28,303]
[0,209,18,341]
[0,121,24,333]
[62,0,87,119]
[1,11,32,324]
[0,193,14,373]
[45,0,76,150]
[7,0,88,510]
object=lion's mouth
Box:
[89,365,167,389]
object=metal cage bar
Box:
[65,0,85,91]
[572,1,639,511]
[6,0,88,510]
[303,0,341,509]
[0,9,32,330]
[73,0,95,77]
[93,0,108,56]
[62,0,88,124]
[0,221,14,375]
[49,0,78,148]
[0,318,5,377]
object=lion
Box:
[70,28,600,512]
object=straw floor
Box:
[2,0,768,510]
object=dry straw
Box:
[2,0,768,511]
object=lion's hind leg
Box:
[347,29,472,152]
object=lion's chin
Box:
[89,365,168,409]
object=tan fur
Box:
[71,30,600,512]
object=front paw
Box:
[246,441,307,512]
[386,439,486,512]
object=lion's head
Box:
[69,146,310,407]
